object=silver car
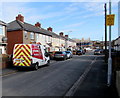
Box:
[54,51,67,60]
[65,51,73,59]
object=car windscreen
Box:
[95,49,100,52]
[55,52,62,54]
[77,51,81,52]
[65,51,70,53]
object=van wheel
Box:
[46,60,50,66]
[34,63,39,70]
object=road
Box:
[2,52,100,96]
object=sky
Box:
[1,0,119,41]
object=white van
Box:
[12,44,50,70]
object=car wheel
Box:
[63,57,66,60]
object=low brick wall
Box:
[0,54,9,69]
[116,71,120,96]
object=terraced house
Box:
[0,20,7,54]
[7,14,76,55]
[7,14,52,55]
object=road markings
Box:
[65,56,97,96]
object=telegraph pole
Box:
[107,0,112,86]
[104,3,107,63]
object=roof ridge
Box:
[16,20,24,29]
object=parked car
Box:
[94,49,104,55]
[82,49,85,54]
[54,51,67,60]
[76,50,83,55]
[65,51,73,59]
[48,52,55,60]
[72,50,76,55]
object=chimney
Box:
[35,22,41,28]
[16,14,24,22]
[59,32,64,36]
[47,27,52,32]
[65,35,68,38]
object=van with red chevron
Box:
[12,44,50,70]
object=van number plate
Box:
[15,59,23,63]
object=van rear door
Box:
[13,44,31,67]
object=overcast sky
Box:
[1,0,119,41]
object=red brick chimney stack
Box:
[59,32,64,36]
[16,14,24,22]
[35,22,41,28]
[47,27,52,32]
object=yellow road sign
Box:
[106,14,115,26]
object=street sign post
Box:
[106,14,115,26]
[107,1,115,86]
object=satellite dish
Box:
[2,37,7,42]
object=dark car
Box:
[65,51,73,59]
[48,52,55,60]
[72,50,76,55]
[94,49,104,55]
[76,50,83,55]
[54,51,67,60]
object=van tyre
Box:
[46,60,50,66]
[34,63,39,70]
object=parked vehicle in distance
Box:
[13,44,50,70]
[48,51,55,60]
[65,51,73,59]
[94,49,104,55]
[72,50,76,55]
[82,49,86,54]
[76,50,83,55]
[54,51,67,60]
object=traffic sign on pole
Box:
[106,14,115,26]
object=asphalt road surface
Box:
[2,52,101,96]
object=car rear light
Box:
[61,54,64,56]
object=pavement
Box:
[72,55,119,97]
[1,67,18,76]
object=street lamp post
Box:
[107,0,112,86]
[104,3,107,63]
[67,31,72,50]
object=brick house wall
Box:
[7,30,23,55]
[23,31,36,44]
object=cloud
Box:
[64,22,85,28]
[1,2,64,23]
[26,11,64,22]
[1,2,35,23]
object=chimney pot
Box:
[16,14,24,22]
[59,32,64,36]
[47,27,52,32]
[35,22,41,28]
[65,35,68,38]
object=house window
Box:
[48,36,51,42]
[0,25,3,35]
[36,34,39,39]
[30,32,34,39]
[24,31,28,38]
